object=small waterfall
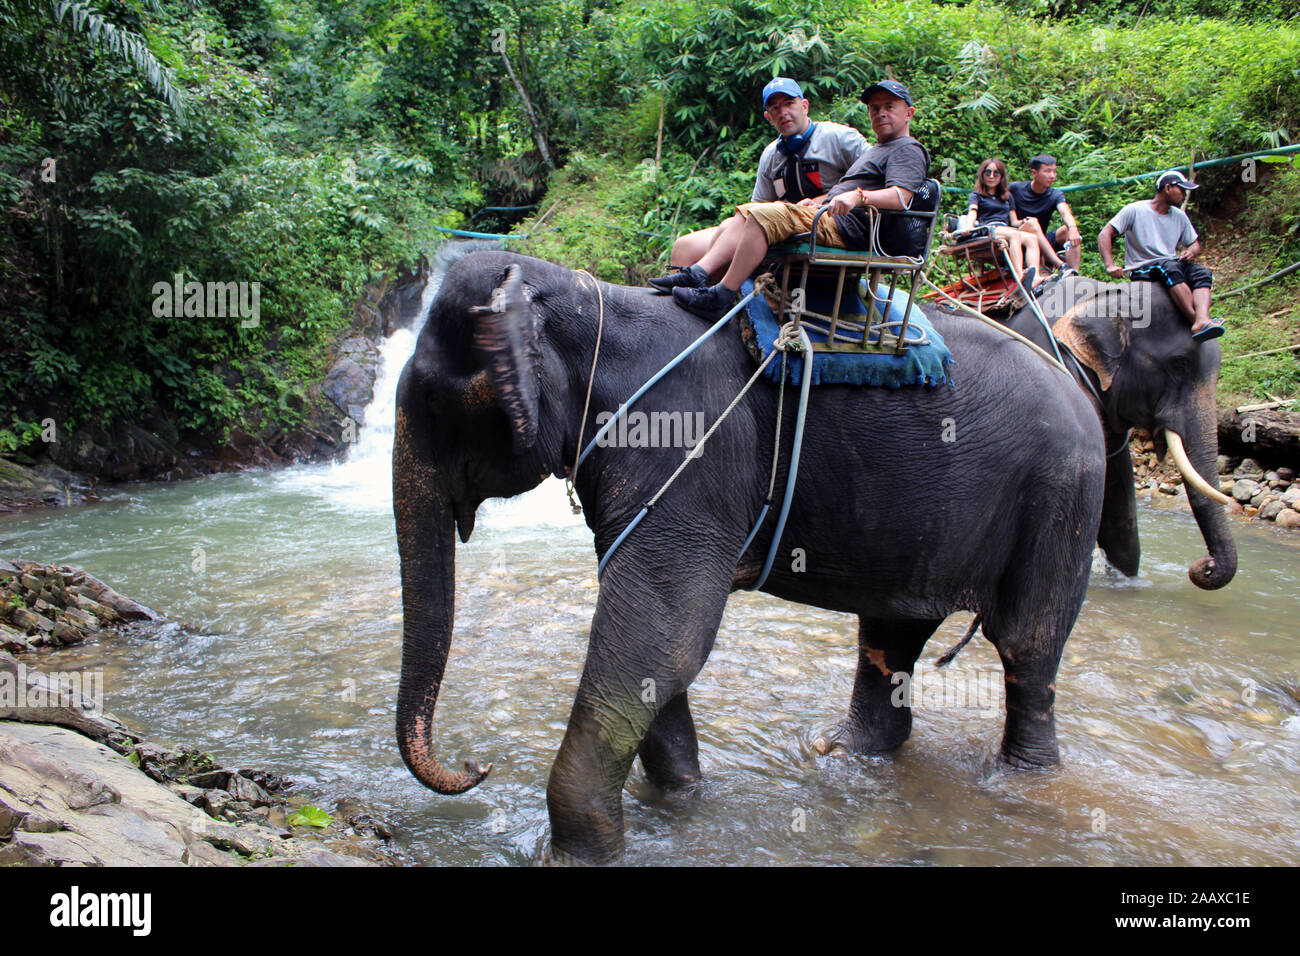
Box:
[285,242,584,529]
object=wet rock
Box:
[1244,505,1259,516]
[1277,509,1300,530]
[1216,454,1230,474]
[9,607,54,634]
[1250,490,1271,508]
[49,621,86,646]
[0,723,376,866]
[0,651,138,751]
[1159,482,1178,495]
[0,624,36,653]
[1219,477,1236,494]
[1282,486,1300,507]
[1233,458,1265,480]
[1259,500,1287,521]
[1278,466,1296,482]
[1232,478,1263,502]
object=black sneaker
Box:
[672,283,738,321]
[649,264,708,294]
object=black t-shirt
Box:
[1009,181,1065,231]
[825,135,930,250]
[968,190,1013,225]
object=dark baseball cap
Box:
[861,80,912,106]
[1029,153,1057,169]
[1156,169,1199,190]
[762,77,804,107]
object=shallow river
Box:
[3,263,1297,866]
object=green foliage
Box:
[287,805,333,828]
[2,0,1296,457]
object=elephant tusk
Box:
[1165,429,1232,505]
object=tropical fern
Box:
[957,90,1003,113]
[41,0,184,118]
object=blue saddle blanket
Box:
[738,278,953,388]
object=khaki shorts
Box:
[735,201,849,247]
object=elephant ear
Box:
[1050,291,1131,391]
[470,264,541,454]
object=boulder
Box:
[1277,509,1300,530]
[1259,500,1287,521]
[1234,458,1265,480]
[1232,478,1263,502]
[0,723,378,866]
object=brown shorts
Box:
[735,201,849,248]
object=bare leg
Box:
[1022,219,1063,269]
[717,215,772,290]
[695,214,750,278]
[996,226,1024,275]
[1191,287,1212,331]
[671,226,720,268]
[1166,281,1198,325]
[1056,226,1081,270]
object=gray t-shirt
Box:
[1107,200,1198,270]
[752,121,869,202]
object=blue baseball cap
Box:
[762,77,804,107]
[861,79,913,106]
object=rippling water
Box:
[3,257,1297,866]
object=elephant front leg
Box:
[638,691,701,790]
[831,617,941,754]
[1097,442,1140,577]
[546,687,651,864]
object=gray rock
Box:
[1259,500,1287,521]
[1232,478,1264,502]
[1278,466,1296,482]
[322,357,375,419]
[1282,486,1300,506]
[1277,509,1300,530]
[1234,458,1265,480]
[10,608,54,633]
[1216,455,1230,475]
[0,722,380,866]
[1250,491,1272,508]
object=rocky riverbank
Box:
[0,560,398,867]
[1129,431,1300,529]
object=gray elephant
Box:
[1005,276,1235,589]
[393,250,1105,863]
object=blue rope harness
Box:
[591,292,814,586]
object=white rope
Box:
[645,320,804,510]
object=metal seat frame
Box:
[760,179,942,355]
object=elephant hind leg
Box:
[638,691,701,790]
[832,617,942,754]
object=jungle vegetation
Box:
[2,0,1298,454]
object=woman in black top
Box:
[966,158,1042,291]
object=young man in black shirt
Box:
[1009,154,1083,273]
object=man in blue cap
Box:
[649,77,868,293]
[659,79,930,321]
[1098,169,1223,340]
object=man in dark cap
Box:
[1098,169,1222,340]
[650,77,867,293]
[663,79,930,321]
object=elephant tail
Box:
[936,615,982,668]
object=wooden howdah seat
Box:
[760,178,941,355]
[925,216,1023,316]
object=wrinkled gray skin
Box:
[1005,276,1236,590]
[394,250,1105,863]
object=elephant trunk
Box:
[393,410,492,794]
[1164,425,1237,590]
